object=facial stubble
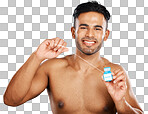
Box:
[75,38,104,55]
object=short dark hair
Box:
[73,1,111,29]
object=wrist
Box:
[114,97,126,105]
[114,97,127,113]
[33,51,45,62]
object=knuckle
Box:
[51,40,54,42]
[63,42,66,46]
[44,39,49,43]
[55,39,58,42]
[64,42,67,46]
[55,38,59,42]
[59,39,63,43]
[121,71,124,75]
[45,39,49,41]
[56,37,60,40]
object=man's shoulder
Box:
[103,57,126,72]
[41,55,71,69]
[107,61,126,73]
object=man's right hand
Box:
[35,37,69,61]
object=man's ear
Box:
[71,27,76,39]
[104,29,110,41]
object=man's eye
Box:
[95,28,101,30]
[80,27,87,29]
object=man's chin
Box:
[76,43,102,55]
[83,53,94,55]
[80,49,97,55]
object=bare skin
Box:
[47,54,117,114]
[4,12,143,114]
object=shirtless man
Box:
[4,1,143,114]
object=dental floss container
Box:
[103,67,113,82]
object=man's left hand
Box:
[102,69,127,102]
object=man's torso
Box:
[45,54,118,114]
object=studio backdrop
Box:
[0,0,148,114]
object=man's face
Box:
[72,12,109,55]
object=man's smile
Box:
[81,38,97,47]
[82,40,96,46]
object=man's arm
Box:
[114,66,144,114]
[102,64,143,114]
[3,38,69,106]
[3,52,48,106]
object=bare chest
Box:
[48,68,116,114]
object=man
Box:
[4,1,143,114]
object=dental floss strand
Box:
[57,44,113,81]
[74,54,104,74]
[75,54,113,82]
[56,45,102,72]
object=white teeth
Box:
[84,41,95,43]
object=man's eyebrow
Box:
[94,25,103,28]
[79,24,103,29]
[79,24,89,27]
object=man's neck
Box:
[73,49,103,72]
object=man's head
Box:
[71,1,111,55]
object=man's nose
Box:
[85,28,95,38]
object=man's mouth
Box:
[82,40,96,46]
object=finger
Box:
[55,46,65,55]
[113,75,126,84]
[111,69,120,75]
[53,39,64,51]
[113,71,124,79]
[41,39,50,46]
[117,81,127,89]
[113,69,121,75]
[44,39,52,49]
[116,71,124,76]
[46,41,51,49]
[111,72,115,76]
[45,40,50,46]
[59,41,67,48]
[56,39,64,50]
[104,81,110,87]
[62,48,69,52]
[117,81,126,87]
[114,69,121,74]
[61,42,69,52]
[49,40,54,49]
[54,37,60,48]
[63,41,67,47]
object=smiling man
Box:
[4,1,143,114]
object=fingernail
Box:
[54,48,57,51]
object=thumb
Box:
[101,75,109,86]
[54,46,64,56]
[101,75,104,81]
[105,82,110,87]
[62,47,69,52]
